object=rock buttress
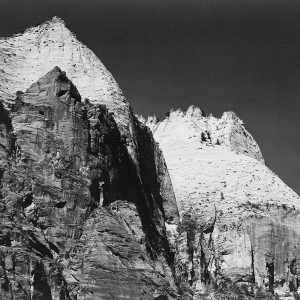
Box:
[0,67,179,300]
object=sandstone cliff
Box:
[0,16,146,215]
[0,18,183,298]
[0,67,179,300]
[145,106,300,299]
[0,17,128,132]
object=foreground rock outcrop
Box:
[145,107,300,299]
[0,67,179,299]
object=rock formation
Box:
[145,106,300,299]
[0,16,127,131]
[0,67,179,299]
[0,18,182,298]
[1,16,300,300]
[0,16,141,201]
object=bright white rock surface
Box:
[0,16,131,134]
[144,105,300,298]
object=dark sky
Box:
[0,0,300,194]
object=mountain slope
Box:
[145,106,300,298]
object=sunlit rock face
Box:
[0,17,130,134]
[145,106,300,298]
[0,68,179,300]
[0,16,142,192]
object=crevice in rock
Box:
[266,261,274,294]
[32,262,52,300]
[21,193,33,209]
[27,232,53,259]
[251,244,256,284]
[57,90,68,97]
[54,201,66,208]
[47,240,60,254]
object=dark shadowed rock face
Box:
[0,67,179,299]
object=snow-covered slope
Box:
[0,16,131,134]
[144,105,300,298]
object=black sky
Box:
[0,0,300,194]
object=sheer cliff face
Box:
[0,17,178,233]
[0,19,181,299]
[146,106,300,298]
[0,68,179,300]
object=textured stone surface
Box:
[0,16,145,205]
[2,16,300,300]
[0,17,129,133]
[0,15,179,229]
[0,68,179,299]
[145,106,300,299]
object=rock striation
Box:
[0,67,179,299]
[145,106,300,299]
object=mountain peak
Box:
[166,105,204,120]
[0,17,132,136]
[45,16,69,32]
[19,67,81,107]
[42,16,71,34]
[144,105,264,163]
[50,16,66,24]
[28,66,66,86]
[185,105,204,117]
